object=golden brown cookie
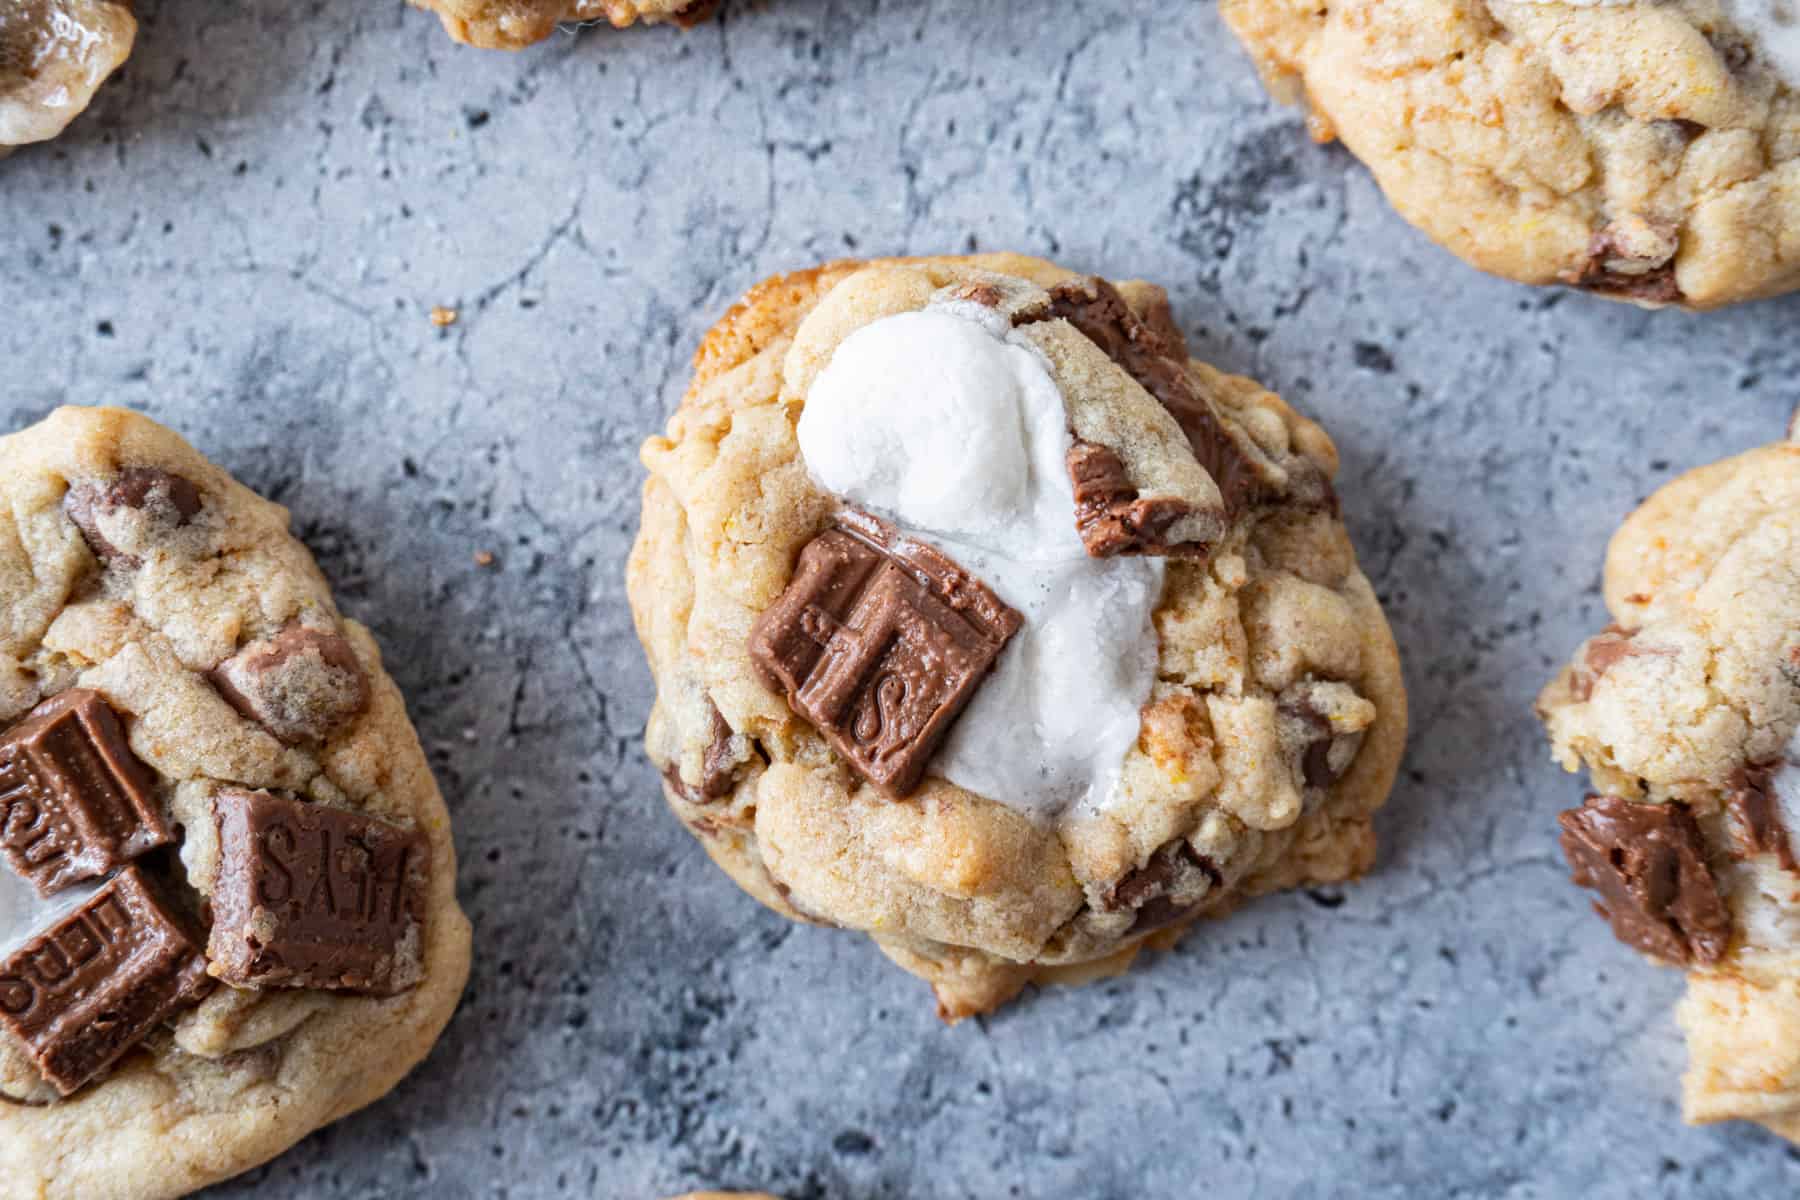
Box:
[1539,410,1800,1140]
[1223,0,1800,309]
[628,254,1408,1019]
[0,407,472,1199]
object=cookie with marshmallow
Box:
[628,254,1408,1019]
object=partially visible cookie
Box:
[0,0,135,152]
[1222,0,1800,309]
[1538,408,1800,1140]
[412,0,716,49]
[0,408,472,1199]
[628,254,1407,1020]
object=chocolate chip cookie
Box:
[1538,408,1800,1140]
[627,254,1408,1020]
[1222,0,1800,309]
[0,407,472,1199]
[412,0,715,49]
[0,0,134,152]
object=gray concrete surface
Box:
[4,1,1800,1196]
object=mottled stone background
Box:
[3,1,1799,1196]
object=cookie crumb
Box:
[430,306,458,328]
[473,550,495,567]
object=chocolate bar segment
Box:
[209,789,428,994]
[0,689,168,896]
[0,866,211,1095]
[748,511,1022,797]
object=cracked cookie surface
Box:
[1538,412,1800,1140]
[410,0,716,49]
[0,408,472,1200]
[627,254,1407,1019]
[1222,0,1800,309]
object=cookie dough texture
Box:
[0,1,135,151]
[628,254,1407,1020]
[411,0,715,49]
[0,408,472,1200]
[1538,421,1800,1139]
[1222,0,1800,309]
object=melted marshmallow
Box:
[0,867,97,959]
[796,303,1164,819]
[1724,0,1800,85]
[1732,723,1800,955]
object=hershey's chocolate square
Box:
[0,689,169,896]
[208,789,428,994]
[0,866,211,1095]
[749,511,1021,797]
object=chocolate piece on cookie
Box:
[1064,439,1208,559]
[749,510,1021,798]
[1727,762,1798,873]
[1030,274,1335,529]
[209,789,427,994]
[1570,221,1684,306]
[1101,839,1222,935]
[1022,275,1231,555]
[662,700,744,804]
[0,866,211,1096]
[63,466,203,566]
[1558,795,1730,967]
[210,624,371,745]
[0,689,167,896]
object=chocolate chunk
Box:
[1033,276,1334,521]
[1709,30,1754,73]
[1066,440,1209,558]
[748,510,1022,797]
[1570,227,1684,305]
[209,789,428,994]
[699,703,737,798]
[1570,624,1638,702]
[1728,761,1797,873]
[948,281,1003,308]
[1103,840,1221,935]
[1558,794,1730,966]
[1659,118,1707,143]
[662,700,741,804]
[0,690,167,897]
[210,624,370,745]
[1127,287,1189,357]
[1280,699,1340,790]
[671,0,719,27]
[0,866,211,1096]
[63,467,202,566]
